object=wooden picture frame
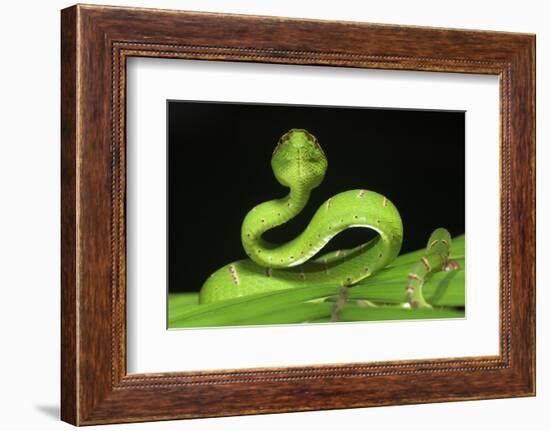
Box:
[61,4,535,425]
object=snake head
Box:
[271,129,328,190]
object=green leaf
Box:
[168,234,466,328]
[339,303,465,322]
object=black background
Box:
[168,101,465,293]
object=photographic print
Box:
[61,6,535,423]
[168,101,465,329]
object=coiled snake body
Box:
[199,129,451,306]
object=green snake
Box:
[199,129,453,307]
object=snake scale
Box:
[199,129,453,307]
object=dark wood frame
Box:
[61,4,536,426]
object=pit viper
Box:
[199,129,452,307]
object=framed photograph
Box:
[61,4,535,425]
